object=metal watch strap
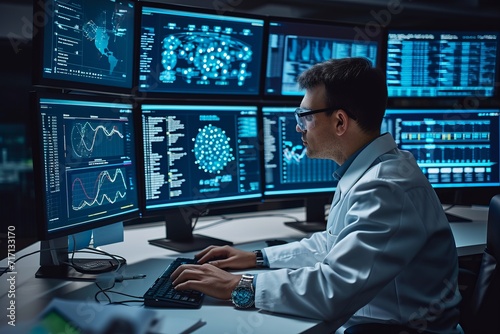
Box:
[253,250,265,267]
[231,274,255,308]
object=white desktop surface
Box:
[0,206,487,333]
[444,205,488,256]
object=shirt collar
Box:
[333,135,379,181]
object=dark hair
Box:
[296,57,387,133]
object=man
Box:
[171,57,462,333]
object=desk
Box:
[0,206,488,333]
[444,205,488,256]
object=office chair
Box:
[346,194,500,334]
[344,323,433,334]
[458,194,500,334]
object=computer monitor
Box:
[140,102,263,252]
[262,106,339,232]
[30,92,140,279]
[32,0,136,95]
[386,30,499,98]
[136,3,265,97]
[382,107,500,216]
[264,17,385,97]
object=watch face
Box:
[231,286,254,308]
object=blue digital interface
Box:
[34,95,140,235]
[382,108,500,188]
[387,30,499,97]
[262,107,338,197]
[264,19,381,96]
[141,104,262,210]
[37,0,136,91]
[138,6,264,95]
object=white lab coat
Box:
[256,133,461,333]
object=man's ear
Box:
[334,109,349,135]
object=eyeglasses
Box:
[294,107,357,131]
[294,107,336,131]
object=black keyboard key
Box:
[143,257,204,308]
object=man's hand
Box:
[195,245,257,269]
[171,263,242,300]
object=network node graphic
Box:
[160,32,253,85]
[192,124,234,173]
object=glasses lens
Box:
[294,109,307,131]
[295,113,306,131]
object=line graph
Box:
[70,120,125,159]
[71,168,128,211]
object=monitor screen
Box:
[262,106,338,232]
[31,93,140,240]
[137,4,265,96]
[264,17,384,96]
[32,0,136,94]
[386,30,499,98]
[382,108,500,189]
[139,103,263,251]
[262,106,339,197]
[141,103,262,210]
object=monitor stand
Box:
[284,197,328,233]
[148,209,233,253]
[35,237,125,281]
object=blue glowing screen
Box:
[386,30,499,97]
[138,6,264,95]
[264,18,382,96]
[262,107,338,197]
[141,104,262,210]
[33,94,140,237]
[382,108,500,188]
[35,0,136,91]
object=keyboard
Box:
[143,257,204,308]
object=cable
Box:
[94,278,145,305]
[0,240,127,277]
[0,246,69,277]
[190,209,210,232]
[68,235,126,275]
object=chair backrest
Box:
[465,194,500,333]
[487,194,500,262]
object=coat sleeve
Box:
[254,176,432,322]
[262,230,329,268]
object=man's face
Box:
[296,84,338,161]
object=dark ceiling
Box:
[5,0,500,28]
[147,0,499,28]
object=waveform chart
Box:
[71,168,128,211]
[70,120,125,159]
[283,141,307,164]
[192,124,235,174]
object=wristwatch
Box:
[253,250,265,267]
[231,274,255,308]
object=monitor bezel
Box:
[133,1,267,100]
[30,91,142,241]
[31,0,138,96]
